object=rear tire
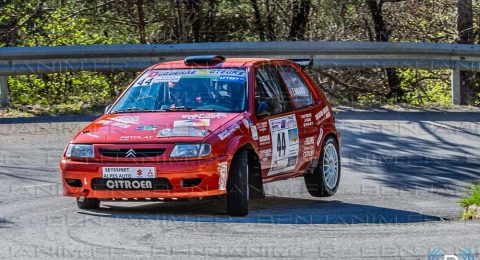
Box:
[304,136,341,197]
[226,149,249,216]
[76,198,100,209]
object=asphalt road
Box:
[0,111,479,259]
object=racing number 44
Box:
[276,132,287,157]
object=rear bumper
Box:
[60,156,230,199]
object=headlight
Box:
[170,144,211,158]
[66,144,94,158]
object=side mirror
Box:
[256,101,269,118]
[104,104,112,114]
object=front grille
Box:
[91,178,172,190]
[99,148,166,158]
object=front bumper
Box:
[60,156,230,199]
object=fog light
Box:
[65,178,82,187]
[182,178,202,187]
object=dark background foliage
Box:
[1,0,479,114]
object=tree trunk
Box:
[205,0,217,41]
[367,0,404,100]
[265,0,276,41]
[456,0,475,105]
[288,0,311,41]
[250,0,265,41]
[173,0,186,42]
[185,0,203,42]
[135,0,147,44]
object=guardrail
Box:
[1,41,480,106]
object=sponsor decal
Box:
[119,136,153,141]
[242,118,250,129]
[218,123,240,140]
[301,113,313,127]
[256,122,268,132]
[194,69,211,75]
[132,68,245,88]
[325,111,331,121]
[259,149,272,162]
[136,125,158,131]
[156,127,207,138]
[98,115,141,129]
[111,122,131,129]
[102,167,156,179]
[268,114,299,176]
[288,128,299,143]
[251,125,258,140]
[217,162,228,191]
[218,75,246,83]
[156,70,196,76]
[317,128,324,147]
[259,135,271,145]
[181,113,227,119]
[145,71,159,77]
[154,75,181,82]
[147,71,158,78]
[104,173,131,178]
[303,145,315,158]
[291,87,308,96]
[305,136,315,146]
[173,119,210,127]
[109,116,141,125]
[303,150,315,158]
[195,69,246,76]
[105,180,153,189]
[315,106,332,125]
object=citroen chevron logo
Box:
[125,149,136,158]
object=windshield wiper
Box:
[111,108,165,114]
[191,108,216,111]
[162,106,192,112]
[113,106,217,114]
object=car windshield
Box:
[110,68,247,113]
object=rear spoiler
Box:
[288,59,313,70]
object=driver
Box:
[168,81,188,107]
[167,80,213,109]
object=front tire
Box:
[304,136,341,197]
[226,149,249,216]
[76,198,100,209]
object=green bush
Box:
[8,72,131,114]
[396,69,452,105]
[6,7,135,114]
[460,183,480,208]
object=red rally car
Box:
[60,55,341,216]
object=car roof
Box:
[150,58,289,70]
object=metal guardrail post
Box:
[0,76,9,107]
[451,69,461,105]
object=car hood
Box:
[73,112,242,144]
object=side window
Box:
[255,65,292,117]
[278,66,314,108]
